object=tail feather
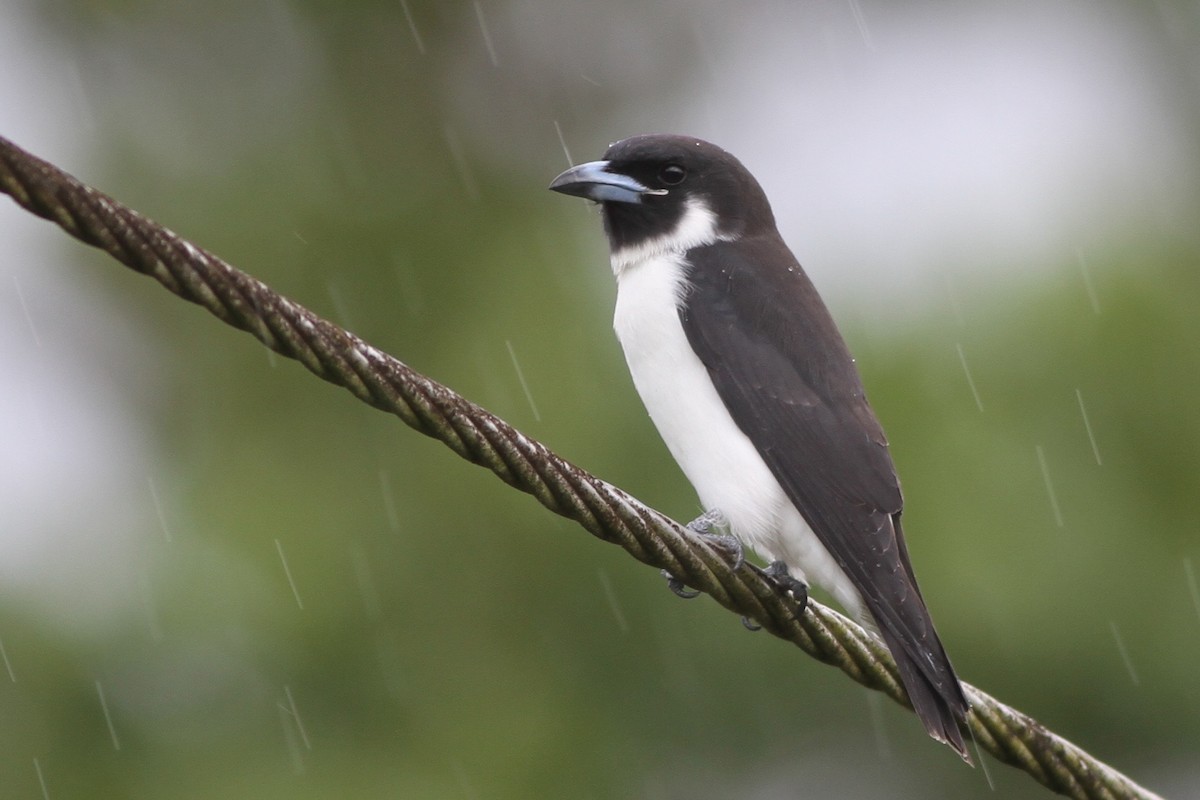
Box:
[879,625,973,764]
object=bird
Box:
[549,134,971,761]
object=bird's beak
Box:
[548,160,663,204]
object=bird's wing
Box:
[678,236,968,752]
[679,236,902,550]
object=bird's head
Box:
[549,134,776,253]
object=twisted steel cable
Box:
[0,135,1165,800]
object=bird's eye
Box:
[659,164,687,185]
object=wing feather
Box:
[679,237,969,754]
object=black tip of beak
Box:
[547,167,594,198]
[548,161,654,205]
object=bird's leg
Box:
[686,508,744,569]
[660,508,743,599]
[764,561,809,613]
[741,563,807,630]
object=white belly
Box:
[611,250,859,612]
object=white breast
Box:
[608,201,859,611]
[613,248,788,548]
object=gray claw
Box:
[660,569,701,599]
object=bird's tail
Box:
[878,625,973,764]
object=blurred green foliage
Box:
[2,1,1198,797]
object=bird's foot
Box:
[764,561,809,613]
[685,509,744,570]
[686,508,725,534]
[660,509,744,599]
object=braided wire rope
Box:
[0,135,1165,800]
